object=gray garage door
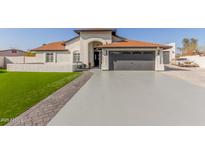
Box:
[163,51,170,64]
[109,51,155,70]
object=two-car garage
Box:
[98,39,172,71]
[109,51,155,70]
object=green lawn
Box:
[0,69,81,125]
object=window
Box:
[46,53,54,62]
[73,52,80,63]
[11,50,17,53]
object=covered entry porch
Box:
[87,41,103,68]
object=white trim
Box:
[73,51,80,63]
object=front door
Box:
[94,52,99,67]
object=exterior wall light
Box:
[103,50,108,56]
[157,48,161,55]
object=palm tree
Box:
[182,38,190,54]
[181,38,198,55]
[190,38,198,52]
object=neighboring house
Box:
[163,43,176,64]
[0,49,25,57]
[0,49,25,68]
[7,29,175,72]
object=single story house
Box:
[7,29,175,72]
[0,49,25,68]
[0,49,25,57]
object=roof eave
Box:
[74,28,117,34]
[31,50,68,52]
[112,34,127,40]
[64,36,79,43]
[98,46,171,49]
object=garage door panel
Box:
[112,54,154,61]
[113,60,155,70]
[109,51,155,70]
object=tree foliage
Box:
[182,38,198,55]
[25,51,36,57]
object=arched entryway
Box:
[88,41,103,68]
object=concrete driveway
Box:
[48,70,205,126]
[163,65,205,88]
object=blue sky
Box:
[1,28,205,52]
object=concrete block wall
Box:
[7,63,74,72]
[183,55,205,68]
[0,57,5,68]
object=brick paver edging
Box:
[6,71,93,126]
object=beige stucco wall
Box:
[32,52,45,63]
[64,33,125,67]
[33,51,71,64]
[155,49,164,71]
[164,43,176,61]
[65,37,80,64]
[56,52,71,63]
[101,49,109,70]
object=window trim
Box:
[73,51,80,63]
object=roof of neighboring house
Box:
[31,41,67,51]
[0,49,25,52]
[0,49,25,56]
[97,40,172,49]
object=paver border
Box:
[6,71,93,126]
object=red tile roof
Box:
[31,41,67,51]
[98,40,171,49]
[31,39,171,52]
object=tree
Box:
[182,38,190,52]
[190,38,198,51]
[181,38,198,55]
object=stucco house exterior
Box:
[0,49,25,57]
[0,49,25,68]
[7,29,175,72]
